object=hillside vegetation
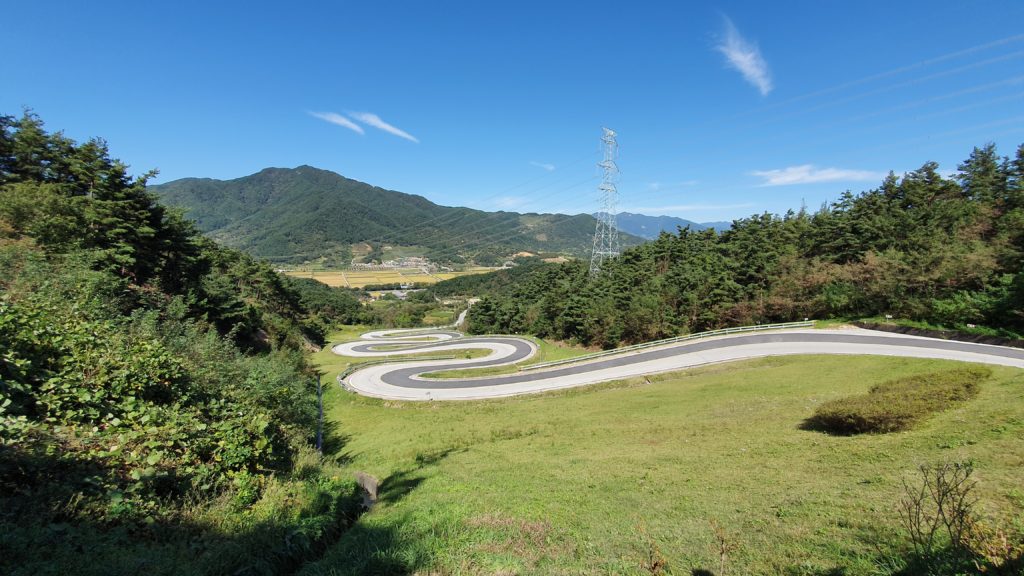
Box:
[0,112,373,574]
[449,144,1024,348]
[153,166,643,265]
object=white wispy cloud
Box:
[530,161,556,172]
[495,196,529,209]
[751,165,883,186]
[715,16,773,96]
[648,180,698,191]
[348,111,419,143]
[308,111,364,134]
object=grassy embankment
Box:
[307,332,1024,575]
[821,316,1024,340]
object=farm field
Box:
[284,266,500,288]
[306,346,1024,575]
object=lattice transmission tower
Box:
[589,127,620,275]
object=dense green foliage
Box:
[803,367,988,435]
[0,112,366,573]
[285,276,363,335]
[429,256,557,298]
[152,165,644,264]
[453,144,1024,347]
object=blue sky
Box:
[3,0,1023,222]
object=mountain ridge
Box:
[151,165,646,265]
[607,211,731,239]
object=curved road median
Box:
[332,325,1024,401]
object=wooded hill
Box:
[152,166,644,265]
[605,211,731,239]
[449,144,1024,348]
[0,112,373,573]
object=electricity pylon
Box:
[589,127,620,275]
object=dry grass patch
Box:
[804,366,989,435]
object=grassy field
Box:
[422,309,456,326]
[318,327,593,380]
[312,325,491,378]
[421,336,594,379]
[285,267,500,288]
[304,338,1024,575]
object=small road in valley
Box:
[332,326,1024,401]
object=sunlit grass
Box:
[420,335,593,379]
[312,326,491,382]
[304,354,1024,575]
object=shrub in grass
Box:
[804,367,990,435]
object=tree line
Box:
[455,144,1024,348]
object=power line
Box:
[590,128,620,275]
[243,174,604,263]
[345,150,600,251]
[412,175,602,262]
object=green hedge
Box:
[804,367,989,435]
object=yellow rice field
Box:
[283,267,499,288]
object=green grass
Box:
[422,309,455,325]
[419,335,593,379]
[806,366,988,435]
[303,354,1024,575]
[380,244,428,260]
[313,326,491,381]
[814,318,856,329]
[320,327,592,380]
[4,444,364,576]
[422,324,845,380]
[827,316,1023,340]
[369,341,447,350]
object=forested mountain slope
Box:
[606,211,731,239]
[153,166,644,264]
[451,144,1024,348]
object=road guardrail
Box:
[519,321,815,372]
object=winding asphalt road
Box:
[333,327,1024,401]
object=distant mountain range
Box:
[151,166,646,265]
[599,212,732,239]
